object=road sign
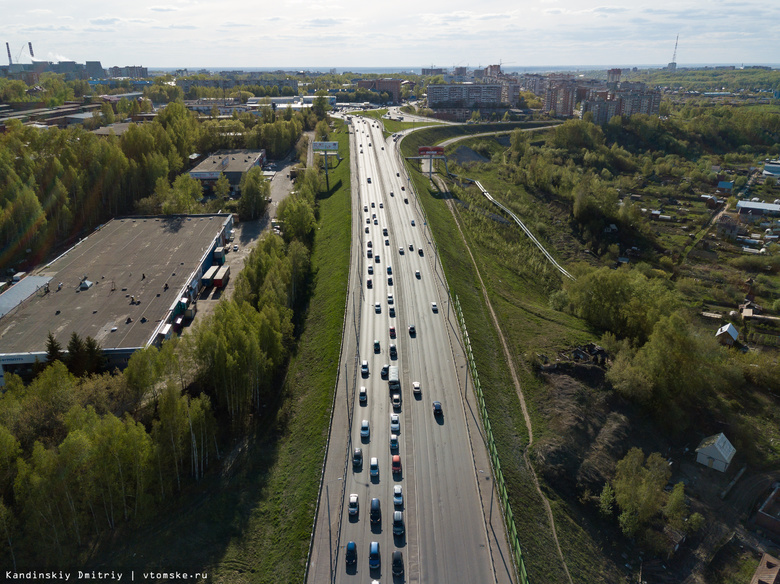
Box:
[313,141,339,152]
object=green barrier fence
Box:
[455,295,531,584]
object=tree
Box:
[84,336,106,375]
[67,332,88,377]
[312,93,328,119]
[100,101,116,125]
[612,448,671,537]
[599,483,615,517]
[45,332,64,365]
[238,166,270,220]
[214,172,231,200]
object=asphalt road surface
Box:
[307,115,514,584]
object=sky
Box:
[2,0,779,70]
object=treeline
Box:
[0,163,324,568]
[631,68,780,92]
[0,100,319,274]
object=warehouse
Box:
[188,149,266,195]
[0,213,233,386]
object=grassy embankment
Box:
[88,122,352,584]
[400,124,619,583]
[350,107,440,134]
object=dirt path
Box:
[433,175,574,584]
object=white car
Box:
[431,302,438,313]
[413,381,421,396]
[393,485,403,507]
[375,302,381,313]
[390,414,400,433]
[390,433,399,451]
[361,419,370,439]
[349,493,359,515]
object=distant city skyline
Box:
[2,0,779,69]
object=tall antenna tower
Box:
[667,35,679,72]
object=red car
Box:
[392,454,402,474]
[389,326,396,338]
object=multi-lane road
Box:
[307,115,514,584]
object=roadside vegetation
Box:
[0,104,350,582]
[401,101,780,582]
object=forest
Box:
[0,100,322,276]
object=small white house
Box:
[716,323,739,346]
[695,433,736,472]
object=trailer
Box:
[388,365,400,392]
[202,265,219,287]
[214,265,231,289]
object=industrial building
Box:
[189,150,266,195]
[0,214,234,386]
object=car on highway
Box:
[390,433,398,451]
[233,245,239,252]
[373,218,378,225]
[365,226,369,233]
[364,205,368,212]
[387,294,393,305]
[375,254,380,262]
[369,541,381,569]
[361,360,369,376]
[359,386,367,404]
[383,227,388,235]
[413,381,421,396]
[392,454,402,475]
[396,172,400,177]
[367,278,372,288]
[374,339,380,353]
[408,324,416,336]
[433,401,443,417]
[389,344,397,359]
[392,393,401,409]
[419,248,424,256]
[360,419,370,439]
[390,413,400,433]
[399,247,404,255]
[404,197,408,204]
[370,457,379,478]
[345,541,357,565]
[368,265,373,274]
[385,238,389,246]
[379,202,384,208]
[367,248,372,259]
[389,306,396,317]
[409,243,414,251]
[387,276,393,286]
[387,265,392,275]
[389,326,396,338]
[411,219,415,226]
[348,493,359,516]
[375,302,381,313]
[392,510,404,535]
[353,447,363,468]
[367,240,372,248]
[393,484,403,507]
[366,217,370,224]
[432,302,438,313]
[401,186,405,191]
[371,201,375,207]
[367,177,372,183]
[390,191,394,197]
[415,270,421,279]
[370,498,381,526]
[392,550,404,576]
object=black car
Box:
[345,541,357,565]
[370,497,381,525]
[392,550,404,576]
[353,447,363,468]
[433,401,443,417]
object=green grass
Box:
[86,124,352,583]
[350,107,440,134]
[705,540,761,584]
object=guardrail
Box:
[455,295,531,584]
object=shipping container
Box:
[214,265,231,288]
[202,265,219,287]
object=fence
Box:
[455,295,531,584]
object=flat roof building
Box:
[189,149,266,194]
[427,83,502,109]
[0,214,233,385]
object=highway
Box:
[307,115,513,584]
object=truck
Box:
[214,265,230,288]
[202,265,219,288]
[388,365,400,392]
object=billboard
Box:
[313,141,339,152]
